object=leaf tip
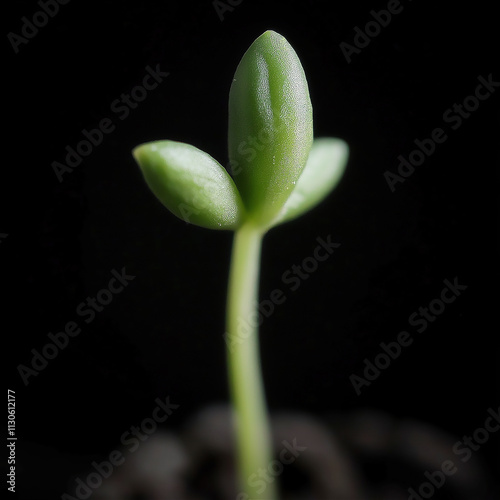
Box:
[132,142,160,168]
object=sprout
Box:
[133,30,348,500]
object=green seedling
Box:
[133,30,348,500]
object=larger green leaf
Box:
[133,140,245,230]
[271,137,348,226]
[228,30,313,226]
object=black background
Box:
[4,0,499,498]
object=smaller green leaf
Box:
[133,140,245,230]
[271,137,348,226]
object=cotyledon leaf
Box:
[228,30,313,226]
[271,137,349,226]
[133,140,246,230]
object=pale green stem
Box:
[226,222,278,500]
